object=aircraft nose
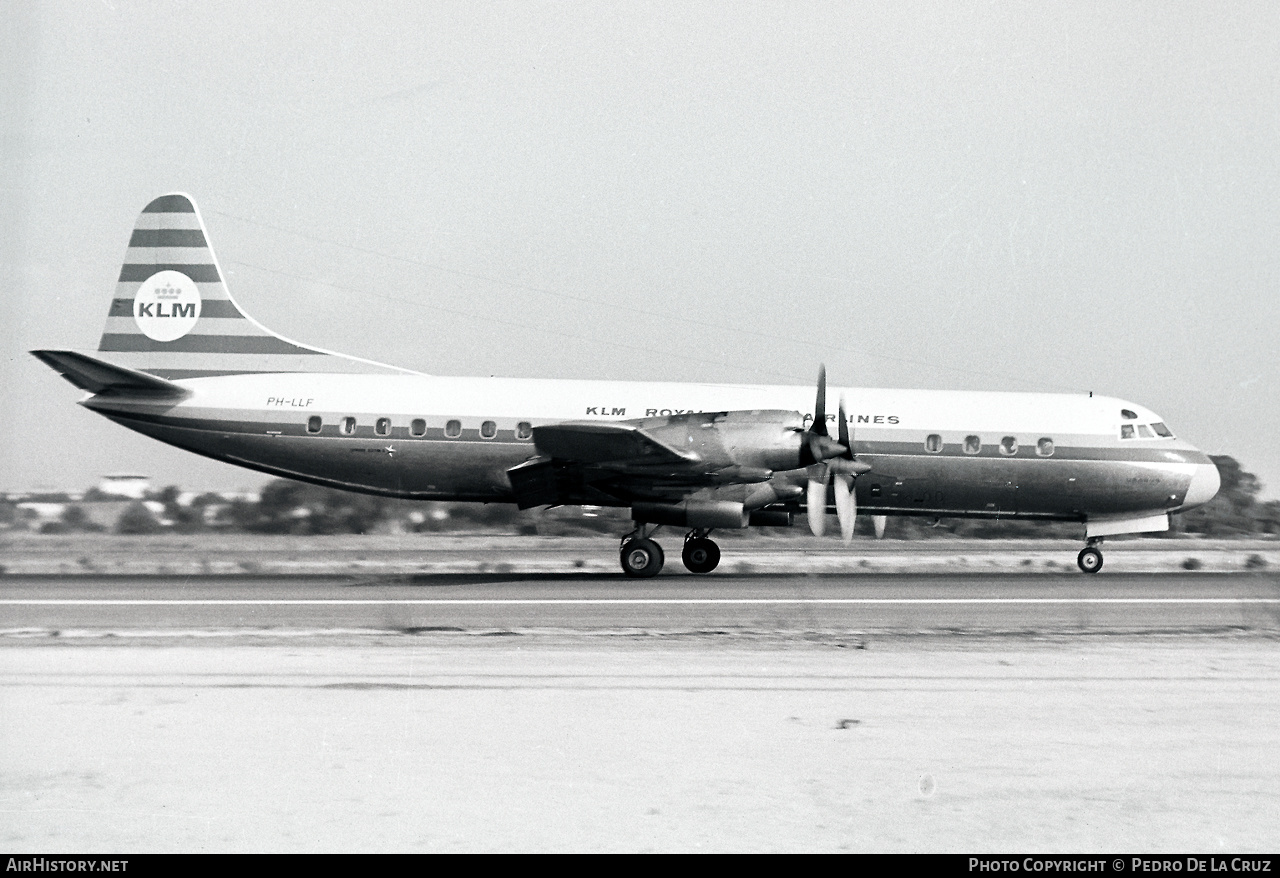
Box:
[1182,460,1221,509]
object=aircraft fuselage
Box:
[83,371,1219,529]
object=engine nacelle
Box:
[641,410,808,473]
[631,500,749,529]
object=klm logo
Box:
[133,269,201,342]
[137,302,196,318]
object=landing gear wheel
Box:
[620,538,664,578]
[1077,547,1104,574]
[682,537,721,574]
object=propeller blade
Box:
[873,514,887,539]
[806,472,828,537]
[837,394,851,456]
[811,364,828,437]
[833,395,858,542]
[833,472,855,543]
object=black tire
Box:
[682,537,721,574]
[621,538,664,578]
[1077,547,1104,574]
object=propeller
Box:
[801,365,846,466]
[803,367,871,541]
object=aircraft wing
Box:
[506,417,776,509]
[530,421,696,467]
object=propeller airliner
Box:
[33,194,1220,576]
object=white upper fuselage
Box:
[177,371,1160,437]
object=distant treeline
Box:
[9,455,1279,538]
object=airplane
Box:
[32,193,1221,576]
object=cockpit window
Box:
[1120,424,1135,439]
[1152,422,1174,438]
[1121,409,1137,420]
[1137,424,1153,438]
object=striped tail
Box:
[98,193,415,379]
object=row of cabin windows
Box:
[301,418,1160,454]
[923,434,1056,457]
[305,416,534,440]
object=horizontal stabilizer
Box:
[30,350,188,398]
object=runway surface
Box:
[4,566,1279,851]
[4,636,1279,852]
[2,571,1278,634]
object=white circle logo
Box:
[133,270,202,342]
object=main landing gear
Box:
[682,531,721,574]
[619,528,722,577]
[1077,538,1104,574]
[620,535,664,578]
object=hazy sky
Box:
[4,2,1278,497]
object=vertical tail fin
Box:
[98,193,414,379]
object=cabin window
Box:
[1121,409,1137,420]
[480,420,497,439]
[1137,424,1153,438]
[375,417,391,436]
[444,419,462,438]
[410,418,426,437]
[1120,424,1135,439]
[963,435,981,455]
[516,421,533,440]
[340,416,356,436]
[1000,436,1018,456]
[307,416,322,434]
[1152,422,1174,438]
[1036,437,1055,457]
[925,434,943,453]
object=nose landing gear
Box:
[1077,538,1104,574]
